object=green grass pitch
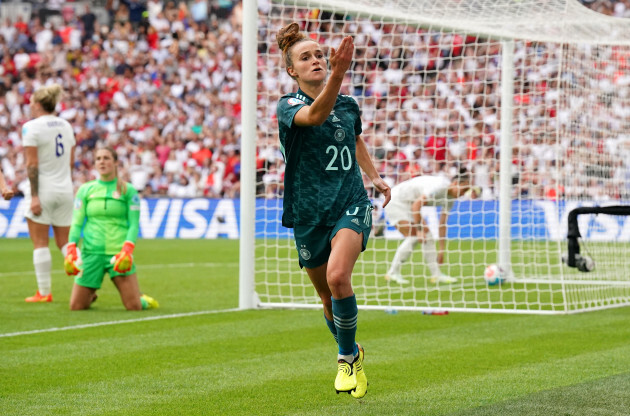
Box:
[1,238,630,415]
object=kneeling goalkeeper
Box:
[64,147,158,311]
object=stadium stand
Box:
[0,0,626,199]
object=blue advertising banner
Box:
[1,197,629,241]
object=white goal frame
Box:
[239,0,630,314]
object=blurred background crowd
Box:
[0,0,628,201]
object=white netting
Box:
[251,0,630,314]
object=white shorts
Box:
[24,190,74,226]
[383,200,412,227]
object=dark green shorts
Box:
[293,202,373,269]
[75,252,137,289]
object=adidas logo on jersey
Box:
[351,218,360,226]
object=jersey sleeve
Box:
[277,96,306,129]
[69,185,88,244]
[125,185,141,243]
[21,122,38,147]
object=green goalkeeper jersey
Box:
[69,179,140,255]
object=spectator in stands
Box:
[190,0,209,24]
[79,5,97,41]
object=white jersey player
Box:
[23,84,76,303]
[384,170,479,284]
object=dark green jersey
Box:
[69,179,140,255]
[277,89,370,228]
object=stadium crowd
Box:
[0,0,629,201]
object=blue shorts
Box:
[293,202,373,269]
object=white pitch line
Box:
[0,307,242,338]
[0,262,237,278]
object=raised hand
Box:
[329,36,354,78]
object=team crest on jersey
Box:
[287,98,305,106]
[299,245,311,260]
[334,128,345,142]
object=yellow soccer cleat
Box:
[25,291,52,303]
[351,344,368,398]
[334,359,357,394]
[140,294,159,309]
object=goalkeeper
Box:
[64,147,158,311]
[384,169,479,284]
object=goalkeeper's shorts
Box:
[75,253,137,289]
[293,202,372,269]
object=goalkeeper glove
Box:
[64,242,82,276]
[111,241,135,273]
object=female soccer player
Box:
[63,147,158,311]
[384,170,479,284]
[23,84,75,303]
[276,23,391,398]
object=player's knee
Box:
[326,269,351,293]
[123,299,143,311]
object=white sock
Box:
[422,236,441,276]
[388,237,418,275]
[33,247,52,296]
[338,353,354,364]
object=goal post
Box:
[240,0,630,314]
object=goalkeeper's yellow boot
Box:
[25,291,52,303]
[351,344,368,398]
[334,359,357,394]
[140,294,159,309]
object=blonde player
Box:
[384,170,479,284]
[23,84,76,302]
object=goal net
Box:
[242,0,630,314]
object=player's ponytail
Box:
[31,84,63,113]
[103,146,127,196]
[277,22,308,76]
